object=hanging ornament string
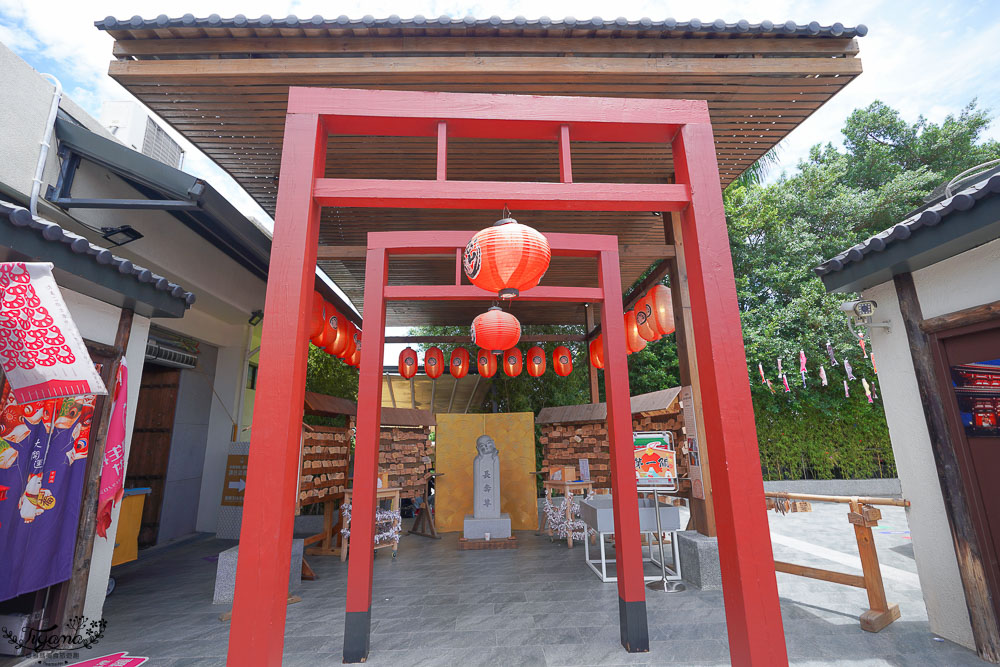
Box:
[782,374,790,393]
[767,379,775,394]
[758,363,766,385]
[844,380,850,398]
[777,357,783,377]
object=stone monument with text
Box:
[463,435,512,540]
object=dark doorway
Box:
[939,321,1000,623]
[126,364,180,547]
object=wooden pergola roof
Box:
[96,15,863,327]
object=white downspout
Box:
[30,73,63,216]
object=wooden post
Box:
[584,303,599,403]
[846,501,901,631]
[665,212,716,537]
[343,246,388,663]
[228,112,326,666]
[58,308,133,635]
[894,272,1000,661]
[672,121,786,666]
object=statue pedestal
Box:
[463,513,511,540]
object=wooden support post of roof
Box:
[894,272,1000,661]
[447,376,458,413]
[410,377,416,410]
[385,372,397,408]
[585,303,599,404]
[465,375,481,414]
[666,211,715,538]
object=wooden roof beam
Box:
[317,243,675,261]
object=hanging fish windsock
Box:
[758,362,766,385]
[862,378,873,404]
[859,332,868,358]
[826,340,838,366]
[799,349,807,387]
[767,379,775,394]
[777,357,783,376]
[820,365,828,386]
[845,358,856,381]
[782,374,791,393]
[844,380,850,398]
[871,353,878,374]
[872,380,879,399]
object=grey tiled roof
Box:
[815,172,1000,277]
[0,201,196,305]
[96,14,867,38]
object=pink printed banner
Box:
[97,359,128,538]
[67,651,148,666]
[0,262,106,403]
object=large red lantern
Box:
[312,301,334,347]
[323,309,350,358]
[341,322,357,361]
[399,347,418,379]
[347,346,361,367]
[424,347,444,379]
[650,285,676,336]
[463,218,551,299]
[589,336,604,369]
[471,307,521,353]
[502,348,522,377]
[635,292,660,342]
[450,347,470,378]
[624,311,646,354]
[526,346,546,377]
[309,290,326,339]
[476,348,497,378]
[553,346,573,377]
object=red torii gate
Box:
[227,87,787,666]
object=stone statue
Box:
[463,434,511,540]
[473,435,501,519]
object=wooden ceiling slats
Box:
[101,26,859,326]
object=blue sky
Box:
[3,1,999,359]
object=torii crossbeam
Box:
[227,86,787,667]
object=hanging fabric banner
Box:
[843,380,850,398]
[0,377,96,602]
[871,353,878,374]
[820,365,828,387]
[777,357,783,376]
[0,263,106,403]
[97,359,128,538]
[766,379,774,394]
[844,358,857,381]
[782,374,790,393]
[826,340,838,366]
[799,350,807,388]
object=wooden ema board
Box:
[434,413,536,532]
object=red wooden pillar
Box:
[343,245,388,663]
[672,121,788,665]
[599,244,649,652]
[228,113,326,665]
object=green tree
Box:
[303,345,358,426]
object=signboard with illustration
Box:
[633,431,676,489]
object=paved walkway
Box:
[24,504,985,666]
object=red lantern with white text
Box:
[476,348,497,378]
[624,311,646,354]
[471,307,521,353]
[503,348,522,377]
[450,347,470,378]
[553,346,573,377]
[527,346,546,377]
[313,301,335,347]
[341,322,357,360]
[347,346,361,367]
[650,285,676,336]
[463,218,551,299]
[399,347,418,379]
[309,291,326,340]
[323,309,350,358]
[424,347,444,379]
[589,336,604,369]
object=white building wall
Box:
[862,235,1000,650]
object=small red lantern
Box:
[476,348,497,378]
[589,336,604,369]
[471,307,521,352]
[553,346,573,377]
[635,292,659,342]
[323,309,350,358]
[526,346,546,377]
[625,311,646,354]
[399,347,418,379]
[450,347,470,379]
[650,285,676,336]
[309,290,326,339]
[424,347,445,379]
[502,348,523,377]
[341,322,357,360]
[463,217,551,299]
